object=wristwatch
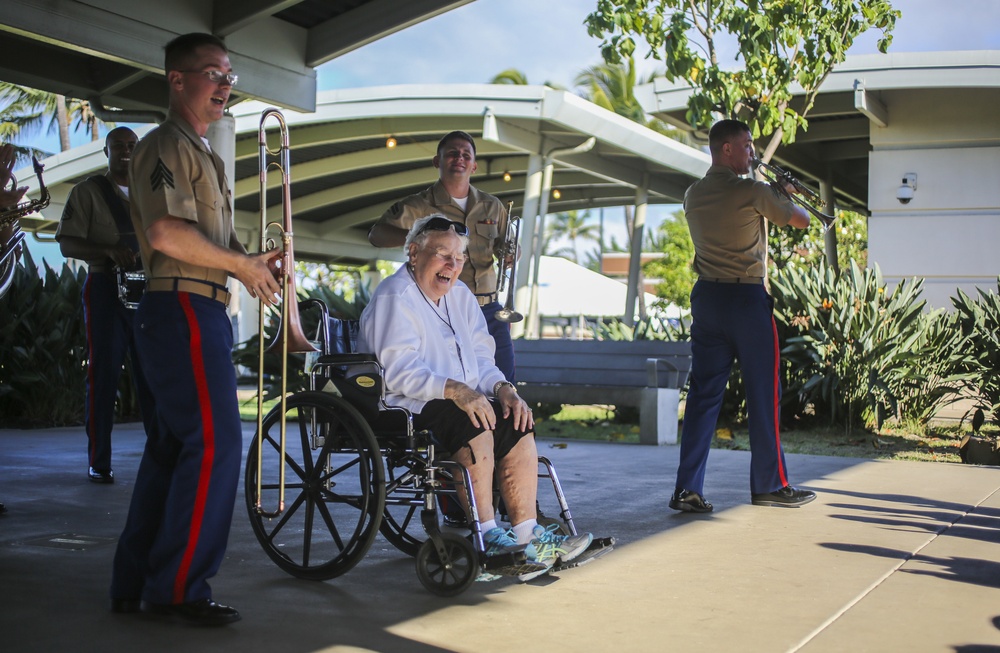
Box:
[493,380,516,397]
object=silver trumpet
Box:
[494,202,523,323]
[751,157,837,233]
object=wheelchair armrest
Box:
[315,353,378,366]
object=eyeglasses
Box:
[180,70,238,86]
[417,216,469,237]
[426,249,468,266]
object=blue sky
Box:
[16,0,1000,265]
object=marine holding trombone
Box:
[110,33,280,627]
[368,130,518,381]
[669,119,818,515]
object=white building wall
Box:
[868,88,1000,309]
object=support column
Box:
[624,178,649,327]
[820,175,839,275]
[206,114,256,347]
[511,153,543,340]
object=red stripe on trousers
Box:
[771,315,788,487]
[172,293,217,604]
[83,278,97,465]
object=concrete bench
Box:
[512,338,692,445]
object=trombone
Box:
[253,108,318,519]
[494,201,523,323]
[751,157,837,233]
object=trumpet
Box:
[0,157,50,298]
[751,157,837,233]
[253,108,318,519]
[494,202,523,323]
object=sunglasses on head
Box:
[417,216,469,237]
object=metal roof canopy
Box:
[22,84,711,266]
[636,50,1000,213]
[0,0,472,113]
[230,85,710,265]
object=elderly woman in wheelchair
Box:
[358,214,593,581]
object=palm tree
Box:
[490,68,530,85]
[545,210,600,264]
[488,68,565,89]
[0,83,112,164]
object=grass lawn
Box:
[534,404,984,464]
[240,393,986,465]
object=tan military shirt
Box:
[55,172,133,273]
[684,165,796,280]
[374,181,508,295]
[128,112,235,289]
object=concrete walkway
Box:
[2,423,999,652]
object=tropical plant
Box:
[544,210,600,263]
[0,83,113,164]
[0,248,85,426]
[951,280,1000,427]
[771,261,966,431]
[593,314,687,342]
[490,68,530,85]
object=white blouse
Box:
[357,264,507,414]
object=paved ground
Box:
[2,422,1000,653]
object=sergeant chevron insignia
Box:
[150,159,175,191]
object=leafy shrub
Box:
[772,261,968,431]
[951,280,1000,427]
[592,315,688,342]
[0,248,89,426]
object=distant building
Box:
[600,252,665,296]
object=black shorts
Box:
[413,399,531,459]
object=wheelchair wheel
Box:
[416,533,478,597]
[378,449,427,557]
[246,392,385,581]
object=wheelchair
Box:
[245,299,611,596]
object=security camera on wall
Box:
[897,173,917,204]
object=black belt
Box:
[475,292,497,306]
[146,277,231,307]
[700,277,764,285]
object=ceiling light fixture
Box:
[385,136,397,149]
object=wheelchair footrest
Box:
[483,548,551,577]
[552,536,616,572]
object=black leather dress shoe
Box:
[88,467,114,484]
[111,598,140,613]
[751,486,817,507]
[140,599,241,626]
[669,489,714,513]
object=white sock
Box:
[512,519,538,545]
[481,518,498,533]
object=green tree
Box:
[545,210,600,263]
[490,68,530,85]
[643,209,695,309]
[585,0,899,158]
[0,83,112,163]
[586,1,895,275]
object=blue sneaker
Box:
[531,524,593,565]
[482,527,550,577]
